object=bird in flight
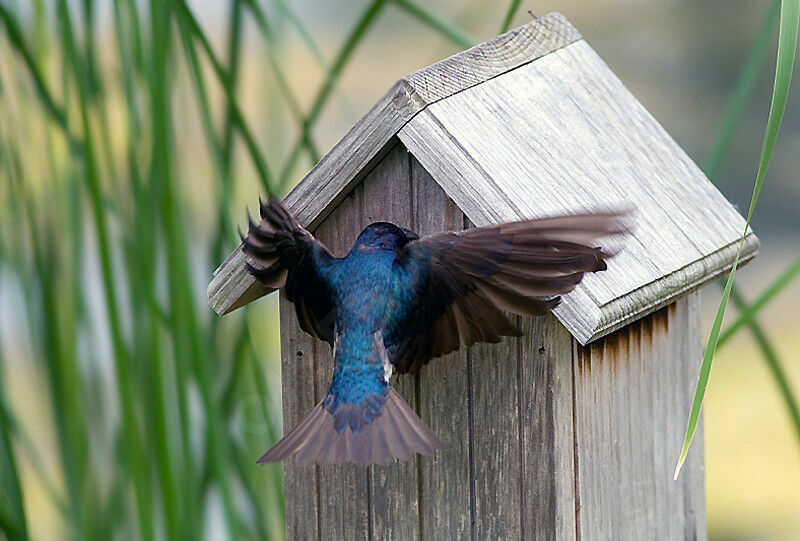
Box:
[243,197,628,465]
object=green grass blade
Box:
[0,418,26,540]
[277,0,390,190]
[499,0,523,33]
[56,2,154,534]
[0,3,68,130]
[698,0,800,463]
[0,349,27,541]
[392,0,474,49]
[704,1,780,177]
[0,398,69,518]
[175,0,276,193]
[675,0,800,479]
[718,256,800,346]
[267,0,329,71]
[1,109,91,538]
[156,5,243,535]
[221,0,244,171]
[729,289,800,451]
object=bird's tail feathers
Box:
[257,388,445,466]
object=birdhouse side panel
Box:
[572,292,706,539]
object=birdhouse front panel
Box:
[278,143,706,539]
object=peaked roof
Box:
[209,13,758,344]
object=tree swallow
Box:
[243,197,627,465]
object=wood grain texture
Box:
[313,186,371,541]
[572,292,706,539]
[518,314,577,540]
[469,333,522,539]
[279,294,320,540]
[208,13,579,316]
[360,146,420,541]
[412,160,472,541]
[398,38,758,344]
[399,13,580,107]
[277,144,707,541]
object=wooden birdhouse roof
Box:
[209,12,758,345]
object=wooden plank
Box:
[412,160,472,541]
[681,293,707,539]
[208,13,580,316]
[469,332,522,539]
[312,186,371,541]
[359,145,420,540]
[467,207,522,539]
[571,293,706,539]
[279,294,320,540]
[518,314,576,540]
[400,13,580,106]
[398,39,759,344]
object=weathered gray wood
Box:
[277,157,708,541]
[412,160,472,540]
[399,13,580,107]
[279,294,319,540]
[572,292,706,539]
[469,332,522,539]
[398,38,758,344]
[360,145,420,540]
[683,293,707,539]
[208,13,580,316]
[518,314,577,540]
[312,186,371,541]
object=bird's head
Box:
[354,222,419,252]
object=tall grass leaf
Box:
[392,0,474,49]
[277,0,389,190]
[0,4,68,132]
[730,288,800,452]
[176,0,276,193]
[0,350,27,541]
[718,256,800,346]
[703,0,781,178]
[675,0,800,479]
[250,0,356,119]
[0,415,26,540]
[499,0,523,33]
[156,4,243,536]
[56,2,155,534]
[699,0,800,462]
[2,116,91,537]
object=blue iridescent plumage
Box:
[242,197,627,465]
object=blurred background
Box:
[0,0,798,539]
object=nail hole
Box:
[296,350,304,358]
[538,346,546,355]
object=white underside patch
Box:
[374,331,393,383]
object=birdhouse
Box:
[209,13,758,540]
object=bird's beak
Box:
[400,227,420,241]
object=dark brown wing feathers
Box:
[387,212,629,374]
[242,198,336,344]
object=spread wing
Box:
[385,212,629,374]
[242,197,336,345]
